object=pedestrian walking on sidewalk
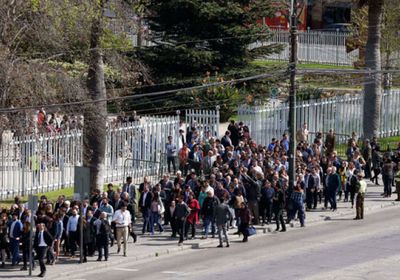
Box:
[354,172,367,220]
[94,212,111,261]
[215,198,232,248]
[34,223,54,278]
[112,204,132,257]
[174,196,190,246]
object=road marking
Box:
[112,268,139,272]
[161,271,183,275]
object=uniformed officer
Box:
[354,171,367,220]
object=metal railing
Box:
[238,90,400,147]
[253,30,359,66]
[0,115,180,200]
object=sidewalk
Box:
[2,183,399,279]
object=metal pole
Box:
[288,0,298,191]
[80,195,84,263]
[28,213,34,276]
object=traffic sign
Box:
[270,87,279,99]
[27,195,38,211]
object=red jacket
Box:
[186,199,200,225]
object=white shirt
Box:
[38,231,47,247]
[112,210,131,227]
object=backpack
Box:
[100,220,111,236]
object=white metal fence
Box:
[185,108,220,139]
[238,90,400,146]
[0,115,180,200]
[256,30,359,66]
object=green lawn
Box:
[252,59,354,70]
[0,184,117,209]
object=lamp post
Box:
[288,0,298,191]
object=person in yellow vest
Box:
[354,171,367,220]
[395,163,400,202]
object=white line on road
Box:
[161,271,182,274]
[112,268,139,272]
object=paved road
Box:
[58,207,400,280]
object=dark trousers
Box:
[238,222,249,237]
[371,168,381,184]
[142,209,150,233]
[170,218,177,237]
[328,191,337,210]
[323,188,329,208]
[383,176,393,196]
[260,201,273,224]
[184,222,196,239]
[274,209,286,231]
[22,247,34,268]
[167,156,176,173]
[176,219,185,243]
[96,236,108,260]
[288,202,305,226]
[68,231,79,256]
[355,193,365,219]
[306,189,313,209]
[364,160,372,178]
[10,238,20,265]
[35,246,48,274]
[248,200,259,225]
[203,217,215,237]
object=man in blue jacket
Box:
[8,212,23,266]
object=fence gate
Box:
[185,108,220,139]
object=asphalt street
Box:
[59,207,400,280]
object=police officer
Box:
[354,172,367,220]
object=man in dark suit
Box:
[34,223,54,277]
[122,177,136,205]
[138,185,153,234]
[8,212,22,266]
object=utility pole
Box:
[288,0,298,191]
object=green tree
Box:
[141,0,280,79]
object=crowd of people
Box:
[1,120,400,277]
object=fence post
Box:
[336,29,339,66]
[216,106,220,138]
[306,27,310,63]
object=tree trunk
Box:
[83,1,107,192]
[362,0,384,139]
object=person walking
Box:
[382,157,395,198]
[272,185,286,232]
[215,198,232,248]
[149,193,164,235]
[112,203,132,256]
[166,136,177,174]
[139,185,153,234]
[185,193,200,240]
[34,223,54,278]
[8,212,22,266]
[201,190,220,239]
[94,212,111,261]
[20,221,34,271]
[238,202,251,242]
[173,196,190,246]
[371,150,382,185]
[259,181,274,225]
[287,184,305,227]
[65,209,80,258]
[354,172,367,220]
